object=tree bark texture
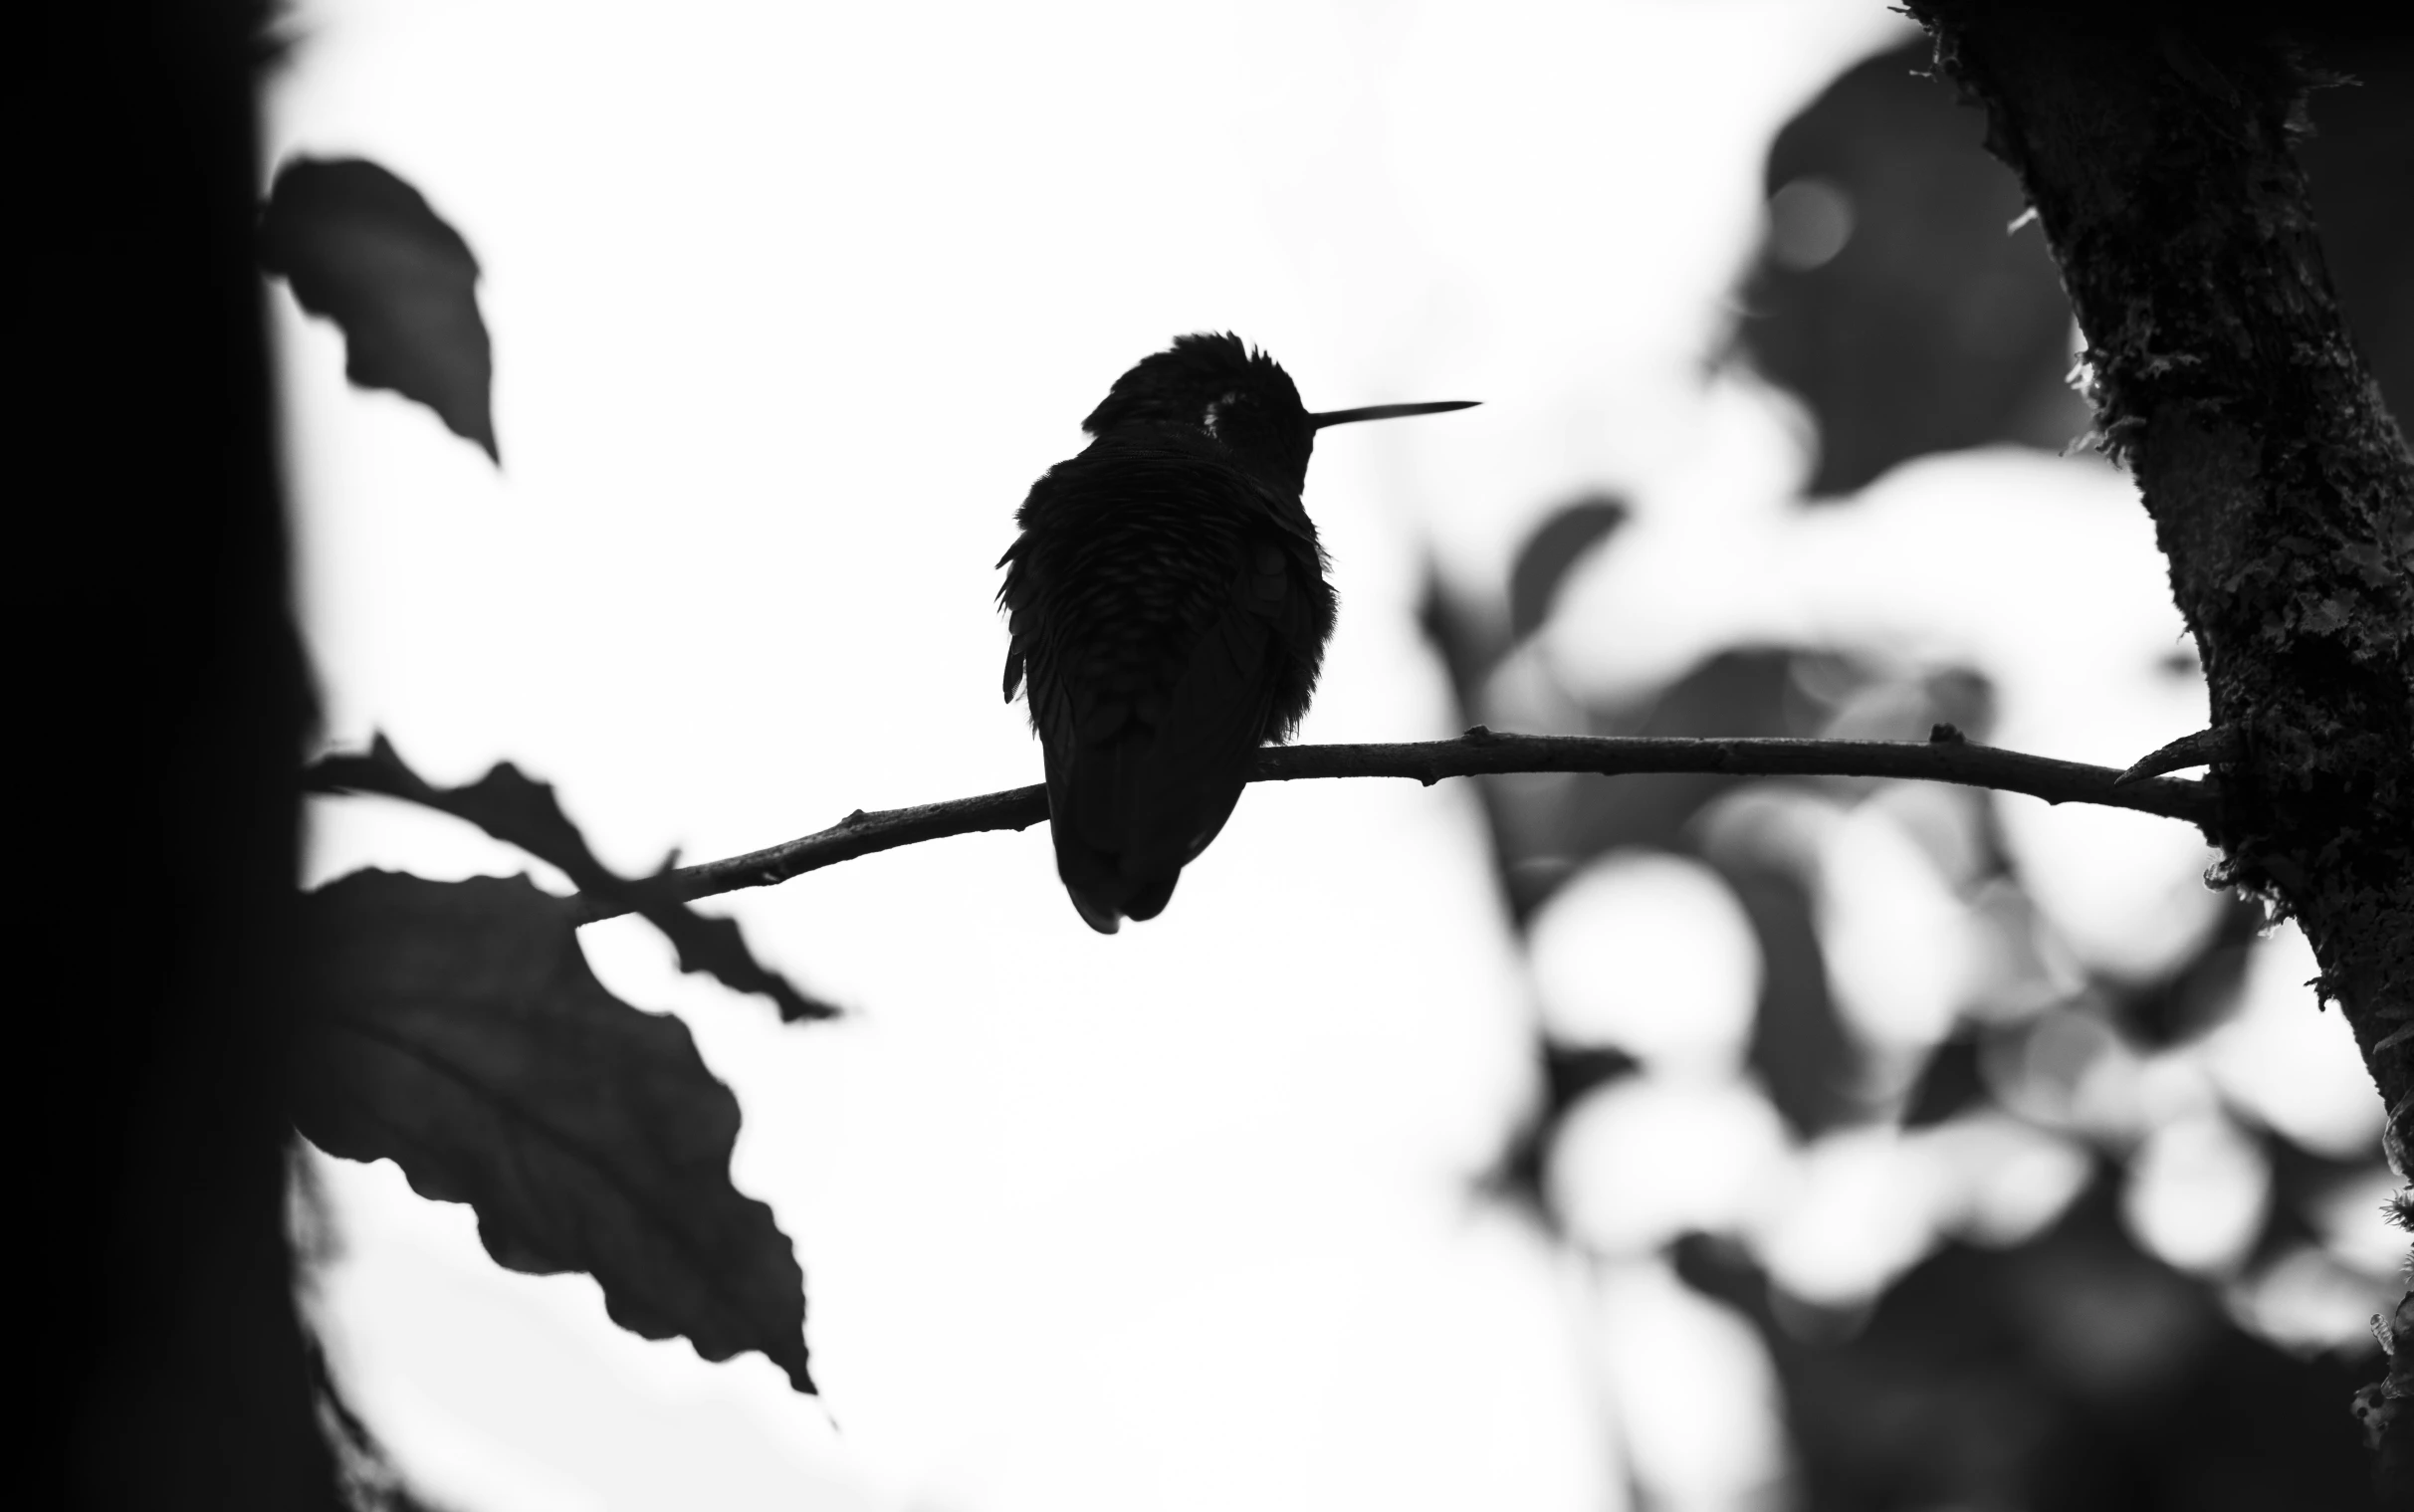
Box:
[1908,2,2414,1494]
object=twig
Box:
[2114,724,2245,785]
[566,729,2217,925]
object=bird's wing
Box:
[1076,533,1318,918]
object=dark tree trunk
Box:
[1905,2,2414,1497]
[38,4,331,1506]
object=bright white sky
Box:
[268,5,2377,1511]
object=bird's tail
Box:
[1044,582,1279,932]
[1046,735,1251,934]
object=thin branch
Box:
[2114,724,2244,786]
[567,729,2216,925]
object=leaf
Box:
[1508,494,1631,640]
[260,157,499,462]
[308,735,835,1022]
[295,870,814,1393]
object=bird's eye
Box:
[1202,390,1241,437]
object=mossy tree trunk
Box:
[1907,2,2414,1496]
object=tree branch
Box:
[566,730,2214,924]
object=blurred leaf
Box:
[1417,562,1509,710]
[1675,1186,2371,1510]
[308,735,835,1022]
[260,157,498,461]
[1482,1041,1645,1224]
[295,870,814,1393]
[1564,649,1820,860]
[1902,1032,1989,1128]
[1721,855,1862,1138]
[2103,897,2263,1049]
[1734,40,2084,496]
[1508,494,1629,641]
[1542,1041,1645,1108]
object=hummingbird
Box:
[997,332,1475,933]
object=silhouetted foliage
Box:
[1508,494,1630,642]
[308,737,833,1022]
[297,871,813,1393]
[1678,1190,2377,1511]
[262,157,499,461]
[1735,39,2085,497]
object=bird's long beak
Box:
[1308,399,1480,429]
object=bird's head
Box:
[1083,332,1475,498]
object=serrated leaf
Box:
[260,157,499,461]
[295,870,814,1393]
[308,735,834,1021]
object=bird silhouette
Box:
[998,332,1474,933]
